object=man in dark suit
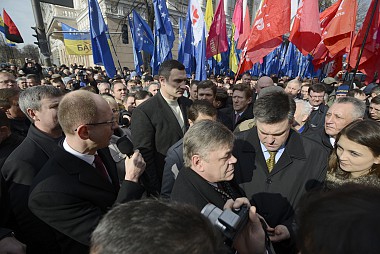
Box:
[233,91,328,254]
[28,91,146,254]
[131,60,192,196]
[307,83,329,130]
[1,86,63,254]
[160,100,217,199]
[220,83,253,131]
[171,120,244,211]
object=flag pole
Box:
[350,0,379,88]
[107,33,123,76]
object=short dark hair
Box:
[187,100,217,122]
[372,95,380,105]
[232,83,253,99]
[253,91,295,124]
[297,184,380,254]
[91,199,224,254]
[308,83,326,94]
[134,90,152,100]
[158,60,185,80]
[197,80,217,96]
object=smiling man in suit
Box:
[131,60,192,196]
[28,90,146,254]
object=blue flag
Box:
[151,0,175,74]
[178,17,185,64]
[183,6,196,78]
[195,28,207,81]
[88,0,116,78]
[132,10,154,55]
[128,16,143,75]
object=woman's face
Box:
[336,135,380,178]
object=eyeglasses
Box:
[74,118,117,131]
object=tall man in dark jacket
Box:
[131,60,192,196]
[233,91,328,254]
[28,91,145,254]
[1,86,64,254]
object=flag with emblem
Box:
[128,15,144,75]
[151,0,175,74]
[206,0,228,59]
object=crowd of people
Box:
[0,58,380,254]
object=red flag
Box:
[311,1,343,69]
[323,0,357,56]
[349,0,380,82]
[245,0,291,64]
[232,0,243,41]
[237,6,250,50]
[206,0,228,58]
[2,9,23,43]
[289,0,321,56]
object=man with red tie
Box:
[28,90,146,254]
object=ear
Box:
[76,124,90,140]
[27,108,38,122]
[158,76,166,85]
[188,119,194,126]
[191,154,204,172]
[247,96,252,104]
[374,155,380,165]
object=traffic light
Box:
[122,24,129,44]
[31,26,41,48]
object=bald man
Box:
[252,76,274,104]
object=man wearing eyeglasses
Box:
[307,83,328,130]
[28,90,146,254]
[0,72,18,90]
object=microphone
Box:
[116,136,157,197]
[116,136,134,157]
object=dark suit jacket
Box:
[308,103,329,129]
[1,124,63,254]
[171,167,245,211]
[161,138,183,199]
[131,92,192,195]
[234,128,328,254]
[220,104,254,131]
[28,147,144,254]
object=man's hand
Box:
[267,224,290,242]
[224,198,266,254]
[124,150,145,183]
[0,236,26,254]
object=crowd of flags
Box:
[128,0,380,83]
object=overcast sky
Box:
[1,0,36,47]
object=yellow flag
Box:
[229,25,238,74]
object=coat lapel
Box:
[55,148,116,193]
[156,92,183,137]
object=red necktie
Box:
[93,154,111,182]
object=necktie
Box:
[235,113,241,124]
[266,151,277,173]
[93,154,111,182]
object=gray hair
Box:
[19,86,63,121]
[334,96,366,119]
[183,120,234,168]
[295,99,313,117]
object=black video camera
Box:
[201,203,249,242]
